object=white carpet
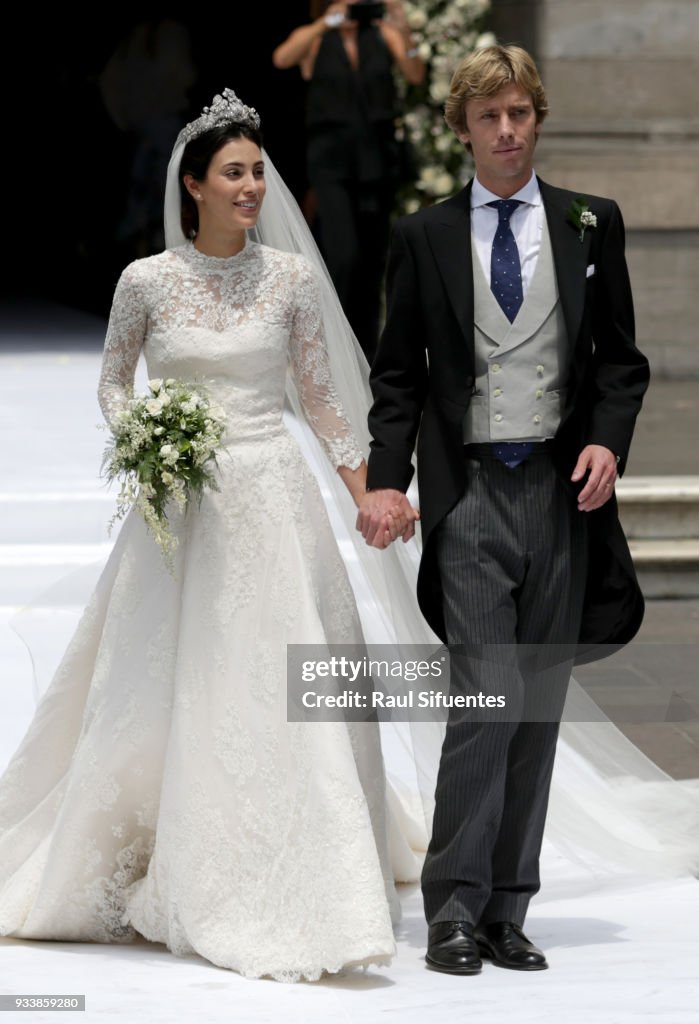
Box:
[1,310,698,1022]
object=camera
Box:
[351,1,386,26]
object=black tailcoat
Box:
[366,179,650,662]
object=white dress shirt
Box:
[470,172,544,296]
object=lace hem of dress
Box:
[121,915,395,983]
[193,949,395,984]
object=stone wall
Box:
[491,0,699,377]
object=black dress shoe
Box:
[426,921,482,974]
[475,921,548,971]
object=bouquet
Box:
[102,378,227,569]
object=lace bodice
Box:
[97,239,363,470]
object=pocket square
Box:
[586,264,595,278]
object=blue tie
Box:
[487,199,523,322]
[486,199,532,468]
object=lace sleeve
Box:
[288,258,364,471]
[97,263,148,430]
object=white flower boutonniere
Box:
[567,197,597,242]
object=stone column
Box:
[489,0,542,57]
[491,0,699,376]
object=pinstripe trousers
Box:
[421,451,588,927]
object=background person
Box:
[273,0,424,363]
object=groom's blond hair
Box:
[444,45,549,140]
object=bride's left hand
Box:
[385,501,419,544]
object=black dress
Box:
[306,25,401,363]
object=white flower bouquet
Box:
[102,378,227,567]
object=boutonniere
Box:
[566,197,597,242]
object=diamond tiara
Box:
[175,88,261,148]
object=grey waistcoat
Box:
[463,215,569,444]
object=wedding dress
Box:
[0,238,401,981]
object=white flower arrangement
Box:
[102,378,227,569]
[396,0,493,209]
[566,197,598,242]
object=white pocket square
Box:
[586,264,595,278]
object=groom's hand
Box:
[356,489,420,548]
[571,444,619,511]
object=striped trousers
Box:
[421,450,588,926]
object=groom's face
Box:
[458,83,541,196]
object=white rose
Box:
[153,426,165,436]
[165,378,176,387]
[418,166,438,191]
[159,394,172,407]
[160,444,175,457]
[417,41,432,62]
[181,400,197,415]
[475,31,497,49]
[145,399,164,416]
[161,471,174,485]
[148,378,163,394]
[408,9,427,29]
[434,172,455,195]
[429,79,451,103]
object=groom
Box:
[357,45,649,973]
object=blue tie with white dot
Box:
[485,199,532,468]
[487,199,523,322]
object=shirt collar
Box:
[471,172,541,209]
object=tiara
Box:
[175,88,261,148]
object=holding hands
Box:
[356,488,420,549]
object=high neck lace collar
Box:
[183,237,255,267]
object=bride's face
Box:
[193,138,266,234]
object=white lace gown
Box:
[0,239,400,981]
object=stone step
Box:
[617,477,699,539]
[628,539,699,598]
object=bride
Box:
[0,89,409,982]
[0,88,696,984]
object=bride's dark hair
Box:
[178,123,264,239]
